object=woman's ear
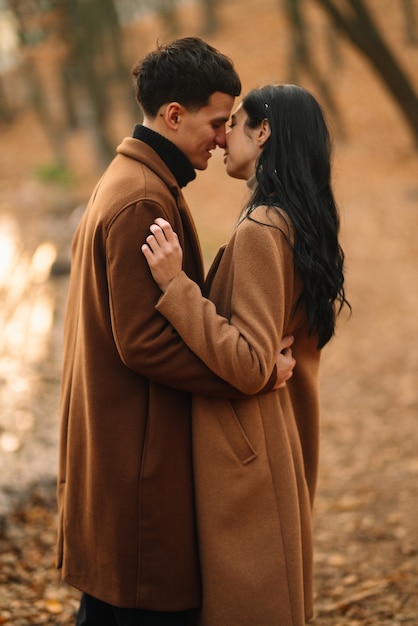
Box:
[164,102,184,130]
[258,118,271,146]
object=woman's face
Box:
[224,103,263,180]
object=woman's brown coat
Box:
[56,137,253,610]
[156,205,321,625]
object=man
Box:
[57,37,294,626]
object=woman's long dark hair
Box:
[242,84,349,349]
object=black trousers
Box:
[76,593,196,626]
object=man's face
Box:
[175,92,235,170]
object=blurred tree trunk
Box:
[62,0,129,166]
[0,78,13,123]
[7,0,136,168]
[8,0,69,165]
[401,0,417,45]
[314,0,418,146]
[284,0,345,137]
[155,0,180,34]
[202,0,218,34]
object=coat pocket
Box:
[210,399,258,465]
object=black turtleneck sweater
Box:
[132,124,196,189]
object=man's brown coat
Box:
[56,138,250,610]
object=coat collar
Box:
[116,134,205,287]
[132,124,196,188]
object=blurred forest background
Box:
[0,0,418,624]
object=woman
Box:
[142,84,348,625]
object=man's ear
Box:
[164,102,185,130]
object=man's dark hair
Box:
[132,37,241,117]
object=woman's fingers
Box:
[145,219,178,250]
[149,223,166,246]
[154,217,172,233]
[141,219,182,293]
[142,219,181,263]
[153,218,177,243]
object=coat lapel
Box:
[177,194,205,287]
[203,245,226,297]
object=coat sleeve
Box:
[156,211,293,394]
[106,200,273,397]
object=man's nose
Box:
[215,128,227,149]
